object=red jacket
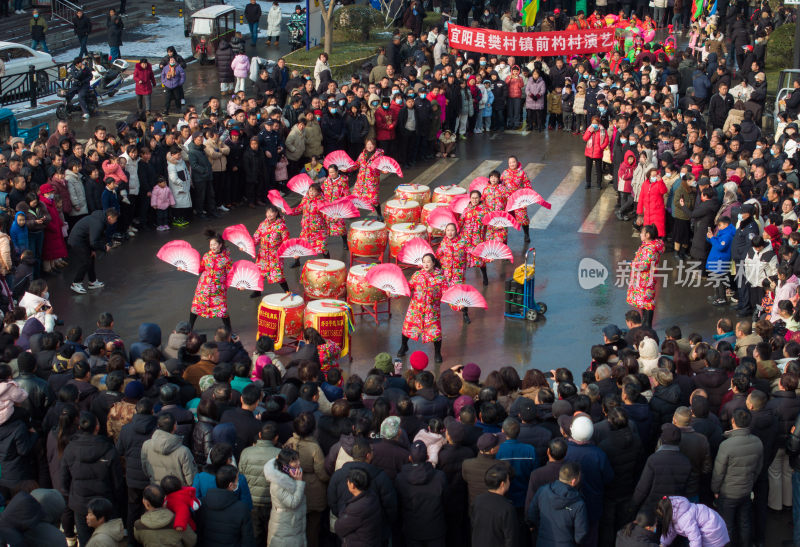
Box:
[637,177,668,237]
[583,126,608,159]
[505,75,523,99]
[375,107,397,141]
[617,150,636,193]
[134,62,156,96]
[164,486,199,531]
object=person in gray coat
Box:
[141,413,197,487]
[711,408,763,547]
[239,422,281,546]
[264,448,307,547]
[186,132,216,219]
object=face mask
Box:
[315,116,321,121]
[408,93,415,98]
[419,93,426,99]
[591,124,598,129]
[602,72,608,77]
[330,108,337,113]
[679,172,686,179]
[650,176,657,182]
[629,140,637,145]
[43,291,49,300]
[620,138,627,145]
[710,176,719,183]
[395,98,402,104]
[169,61,176,66]
[33,13,38,17]
[382,104,389,109]
[456,60,463,66]
[371,101,378,107]
[690,180,697,187]
[480,61,487,66]
[338,99,346,106]
[599,108,606,114]
[624,87,631,92]
[484,11,489,16]
[737,213,743,222]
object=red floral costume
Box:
[402,268,447,342]
[501,167,532,226]
[626,238,665,311]
[321,174,350,236]
[191,249,232,318]
[290,194,329,254]
[459,202,489,268]
[437,235,467,286]
[253,217,289,284]
[482,181,511,242]
[317,339,342,372]
[352,148,384,208]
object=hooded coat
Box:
[141,429,197,486]
[659,496,730,546]
[60,431,124,513]
[134,507,197,547]
[264,458,307,546]
[394,461,447,541]
[196,488,254,546]
[637,177,668,237]
[129,322,162,363]
[527,479,588,546]
[86,518,126,547]
[116,413,157,489]
[214,40,235,83]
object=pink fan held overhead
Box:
[442,284,488,309]
[227,260,264,291]
[449,195,470,215]
[156,241,201,275]
[222,224,256,257]
[268,190,294,215]
[505,188,552,212]
[369,155,404,178]
[397,237,434,266]
[344,195,375,212]
[471,241,514,261]
[469,177,489,195]
[287,173,313,196]
[365,263,411,297]
[323,150,357,171]
[427,207,458,232]
[277,238,317,259]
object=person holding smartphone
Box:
[264,448,306,545]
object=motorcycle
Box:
[88,55,129,98]
[55,81,99,120]
[288,21,306,51]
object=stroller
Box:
[504,247,547,321]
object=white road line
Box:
[525,163,546,183]
[457,160,502,189]
[530,166,584,230]
[410,158,458,186]
[579,186,618,234]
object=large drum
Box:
[300,259,346,300]
[347,264,388,305]
[421,202,452,237]
[303,299,352,357]
[384,199,421,227]
[389,222,428,259]
[395,184,431,205]
[257,293,305,350]
[432,185,467,204]
[348,220,388,260]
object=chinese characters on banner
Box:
[447,23,616,56]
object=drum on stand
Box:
[395,184,431,205]
[384,199,421,228]
[347,220,388,266]
[300,259,346,300]
[346,264,391,325]
[303,299,352,357]
[256,293,305,350]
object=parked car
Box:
[0,41,60,102]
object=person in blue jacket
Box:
[706,215,736,306]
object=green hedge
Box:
[284,41,384,80]
[333,5,385,42]
[765,23,793,71]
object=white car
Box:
[0,41,57,77]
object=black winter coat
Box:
[242,147,266,185]
[631,446,691,511]
[471,491,519,547]
[750,408,779,477]
[0,416,38,487]
[116,413,157,489]
[67,209,109,250]
[14,372,52,430]
[334,490,383,547]
[220,407,262,460]
[708,93,733,129]
[410,387,449,420]
[196,488,255,547]
[320,113,346,153]
[766,391,800,445]
[527,480,588,546]
[692,368,730,415]
[649,383,682,426]
[689,197,720,260]
[517,422,552,465]
[598,426,642,501]
[73,14,92,37]
[344,114,369,147]
[371,438,410,481]
[60,431,124,512]
[215,40,235,83]
[394,462,446,541]
[192,415,216,466]
[107,16,123,47]
[328,461,398,526]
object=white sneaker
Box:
[87,280,105,290]
[70,283,87,294]
[156,225,167,231]
[82,113,90,119]
[127,229,137,237]
[129,225,138,232]
[218,205,230,212]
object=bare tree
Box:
[319,0,338,55]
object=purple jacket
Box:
[161,64,185,89]
[661,496,729,547]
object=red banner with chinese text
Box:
[447,23,616,57]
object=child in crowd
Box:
[561,83,575,132]
[161,475,200,532]
[151,175,176,231]
[231,51,250,94]
[438,129,456,158]
[547,84,563,130]
[573,82,587,135]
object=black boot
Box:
[397,335,409,357]
[250,290,262,299]
[641,309,654,328]
[522,225,530,243]
[342,235,348,250]
[291,258,301,268]
[433,340,443,363]
[322,252,330,259]
[462,308,471,324]
[279,281,290,293]
[480,266,489,286]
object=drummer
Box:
[437,222,471,324]
[288,183,330,266]
[398,253,448,363]
[321,164,350,249]
[500,155,532,243]
[352,138,386,222]
[251,204,291,298]
[460,190,491,286]
[187,230,234,332]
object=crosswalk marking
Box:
[457,160,502,189]
[579,186,618,234]
[525,163,546,183]
[530,166,584,230]
[410,158,458,186]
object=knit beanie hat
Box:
[374,352,393,374]
[409,351,429,371]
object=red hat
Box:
[313,109,322,116]
[554,8,560,13]
[39,183,55,194]
[729,174,742,184]
[409,351,429,371]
